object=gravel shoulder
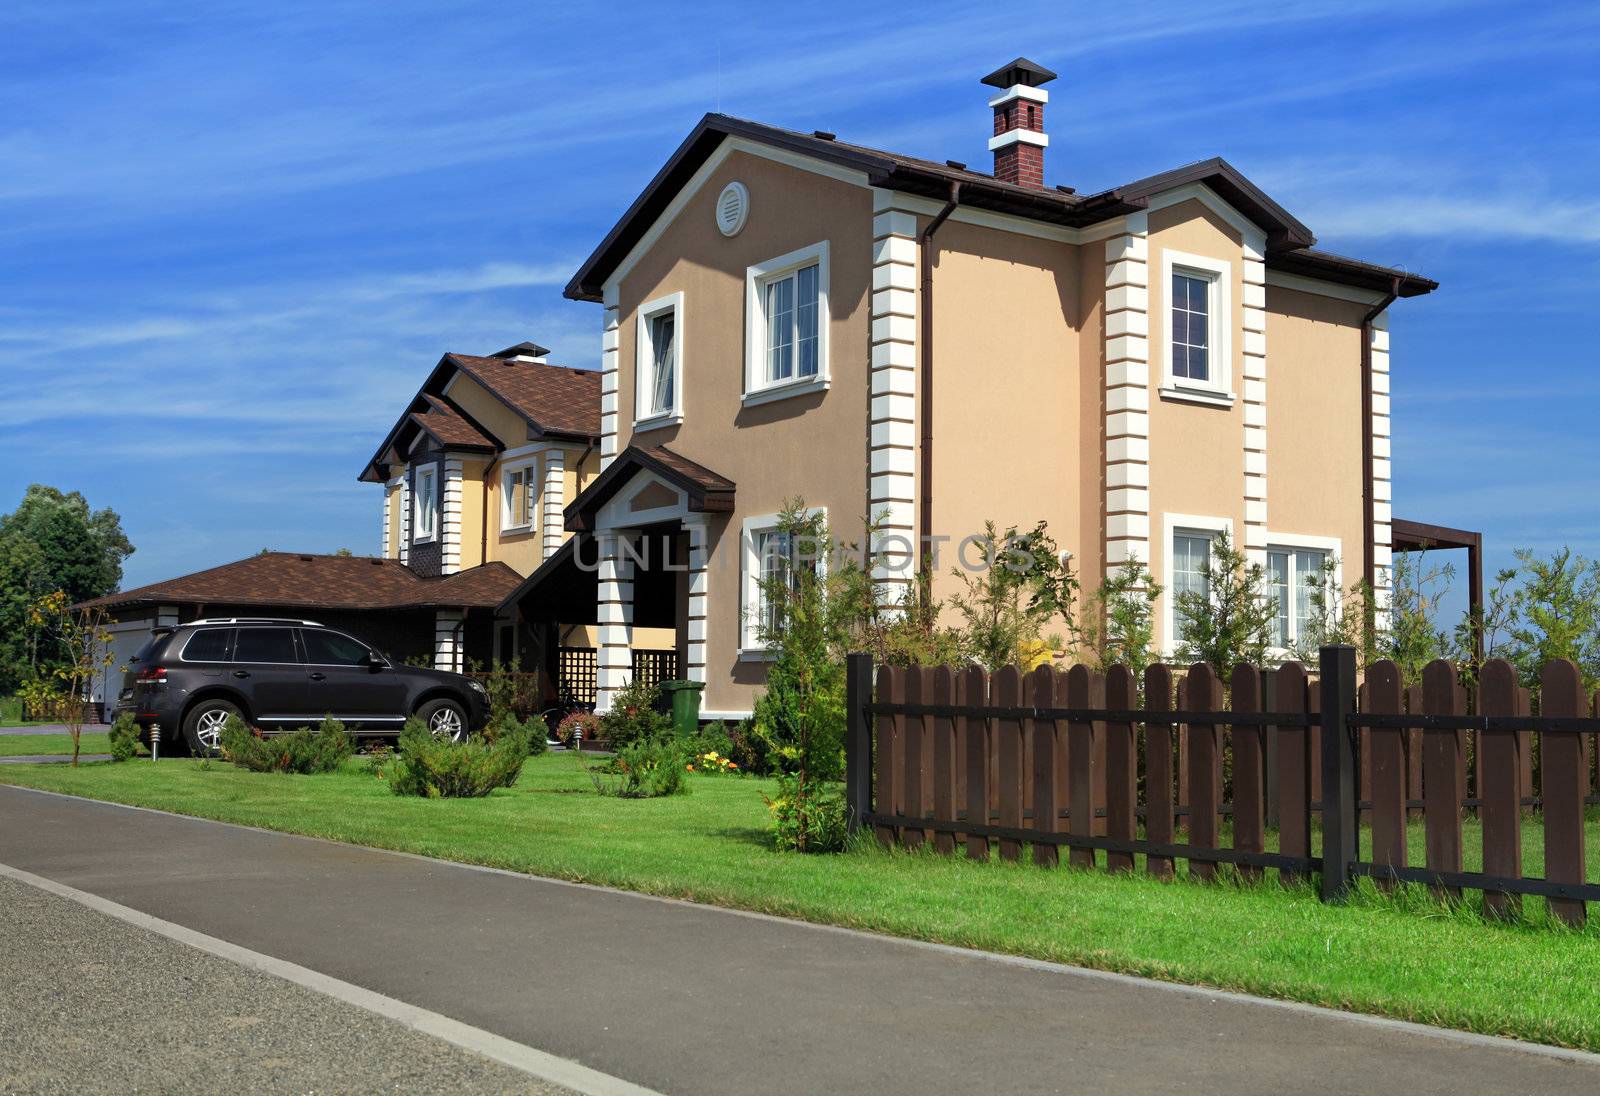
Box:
[0,874,575,1096]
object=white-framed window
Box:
[744,242,830,405]
[1159,249,1232,404]
[501,459,537,533]
[1161,512,1232,652]
[1265,535,1341,651]
[635,291,684,427]
[740,508,825,654]
[412,462,438,543]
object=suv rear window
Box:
[181,628,235,663]
[233,628,299,664]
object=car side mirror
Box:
[364,652,388,672]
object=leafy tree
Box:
[947,521,1077,671]
[0,486,133,691]
[1287,556,1378,667]
[1173,529,1275,680]
[1497,549,1600,688]
[1383,550,1454,684]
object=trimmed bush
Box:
[555,711,600,746]
[107,712,143,761]
[219,716,354,774]
[590,740,691,799]
[598,679,671,750]
[764,776,849,853]
[386,717,530,798]
[487,710,549,756]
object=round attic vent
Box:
[715,181,749,236]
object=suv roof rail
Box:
[187,617,324,626]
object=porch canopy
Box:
[1391,517,1484,657]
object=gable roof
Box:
[408,394,496,452]
[360,350,601,482]
[565,113,1435,303]
[77,552,522,613]
[565,444,736,532]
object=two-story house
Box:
[502,57,1442,720]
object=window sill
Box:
[412,534,438,545]
[500,524,535,537]
[1159,385,1235,409]
[738,648,778,663]
[633,411,684,431]
[741,375,829,408]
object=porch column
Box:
[682,515,710,686]
[434,609,464,672]
[595,529,635,713]
[541,449,566,561]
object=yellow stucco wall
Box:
[614,149,873,714]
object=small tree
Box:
[1495,549,1600,688]
[947,521,1077,672]
[1075,559,1162,679]
[23,591,114,767]
[1173,530,1274,680]
[1288,556,1377,666]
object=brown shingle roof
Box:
[445,354,602,439]
[408,394,496,451]
[565,444,735,532]
[77,553,522,613]
[566,113,1436,302]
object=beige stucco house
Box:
[508,57,1439,719]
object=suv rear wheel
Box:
[184,698,242,757]
[417,697,468,743]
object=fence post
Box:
[845,652,874,833]
[1318,645,1358,902]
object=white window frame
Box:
[635,291,684,429]
[1264,533,1342,656]
[1159,249,1234,407]
[500,458,538,533]
[743,241,830,407]
[1161,512,1233,655]
[740,507,826,656]
[412,462,439,544]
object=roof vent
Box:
[716,181,749,236]
[298,554,313,561]
[812,130,836,141]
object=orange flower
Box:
[685,764,695,771]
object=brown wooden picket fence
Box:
[842,646,1600,926]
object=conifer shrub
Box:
[386,717,530,798]
[219,716,354,774]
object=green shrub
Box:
[107,712,143,761]
[764,776,849,853]
[386,717,530,798]
[590,740,690,798]
[685,721,740,775]
[219,715,354,774]
[555,711,600,746]
[727,718,772,776]
[599,679,672,750]
[488,710,549,756]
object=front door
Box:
[298,628,408,727]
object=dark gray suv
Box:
[116,618,489,755]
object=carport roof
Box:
[76,553,522,614]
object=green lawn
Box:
[3,753,1598,1051]
[0,732,112,757]
[0,696,50,728]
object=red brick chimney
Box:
[981,57,1056,188]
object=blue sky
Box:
[2,1,1597,599]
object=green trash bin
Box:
[660,680,705,737]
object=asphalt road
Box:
[0,873,574,1095]
[2,783,1599,1095]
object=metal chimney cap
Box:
[980,57,1058,89]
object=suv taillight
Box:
[137,666,167,684]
